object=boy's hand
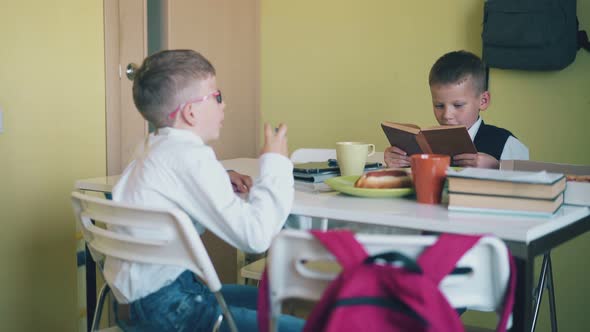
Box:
[453,152,499,169]
[261,123,289,157]
[384,146,410,168]
[227,170,253,193]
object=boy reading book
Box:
[384,50,529,169]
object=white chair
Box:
[266,229,512,332]
[290,148,336,163]
[290,147,384,164]
[71,191,238,332]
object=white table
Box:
[222,159,590,332]
[77,158,590,332]
[74,175,120,195]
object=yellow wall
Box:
[0,1,588,330]
[0,1,105,331]
[261,1,590,331]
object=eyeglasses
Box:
[169,90,223,119]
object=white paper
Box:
[446,167,564,184]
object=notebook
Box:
[293,160,382,175]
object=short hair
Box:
[132,49,216,128]
[428,50,487,95]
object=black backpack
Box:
[482,0,590,70]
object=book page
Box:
[447,168,565,184]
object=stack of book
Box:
[293,160,382,192]
[447,168,566,216]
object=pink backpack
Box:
[258,230,516,332]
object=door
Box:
[104,0,260,175]
[167,0,261,160]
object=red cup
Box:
[410,154,450,204]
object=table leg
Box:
[531,254,550,331]
[512,257,534,332]
[296,215,313,230]
[530,252,559,332]
[320,218,328,231]
[85,244,96,332]
[84,192,110,332]
[547,255,558,332]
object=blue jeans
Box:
[115,270,304,332]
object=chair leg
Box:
[530,253,551,332]
[270,303,281,332]
[320,218,329,231]
[211,313,224,332]
[91,283,111,332]
[214,291,239,332]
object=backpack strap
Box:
[417,233,482,285]
[417,233,517,332]
[256,269,271,332]
[577,18,590,52]
[578,30,590,51]
[311,230,369,270]
[258,230,368,332]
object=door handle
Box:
[126,63,139,80]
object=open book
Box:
[381,121,477,156]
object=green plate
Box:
[324,175,414,198]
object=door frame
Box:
[104,0,156,176]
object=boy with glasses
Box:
[108,49,304,331]
[384,50,529,169]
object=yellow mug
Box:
[336,142,376,176]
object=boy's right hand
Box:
[384,146,410,168]
[260,123,289,157]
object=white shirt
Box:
[468,117,529,160]
[105,127,294,303]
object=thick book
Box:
[449,192,564,216]
[500,160,590,206]
[381,121,477,156]
[447,168,566,200]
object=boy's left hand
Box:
[227,170,253,193]
[453,152,499,169]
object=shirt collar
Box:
[155,127,205,145]
[467,117,482,141]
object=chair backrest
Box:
[268,229,510,322]
[290,148,336,163]
[71,191,222,292]
[290,148,384,164]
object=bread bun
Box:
[566,174,590,182]
[354,169,412,189]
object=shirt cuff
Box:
[259,153,293,177]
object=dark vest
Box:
[473,121,514,160]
